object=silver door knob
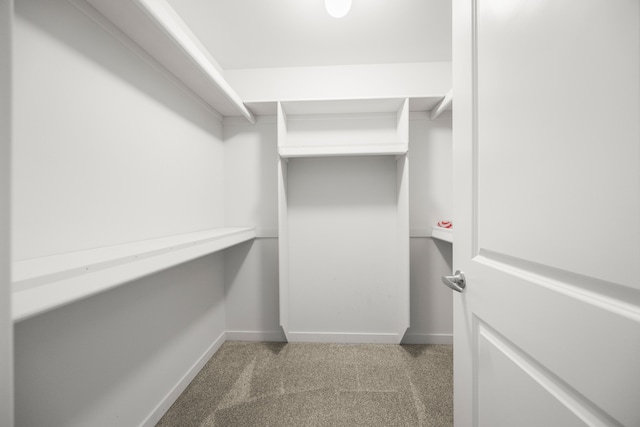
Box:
[442,270,466,293]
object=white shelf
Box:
[431,226,453,243]
[281,98,407,115]
[279,143,408,158]
[246,95,449,117]
[77,0,255,123]
[277,98,409,158]
[12,227,255,322]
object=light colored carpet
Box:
[157,341,453,427]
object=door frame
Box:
[0,0,14,425]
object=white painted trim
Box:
[139,331,227,427]
[226,331,454,345]
[287,332,403,344]
[225,330,287,342]
[401,333,453,345]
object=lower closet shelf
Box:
[12,227,256,322]
[431,226,453,243]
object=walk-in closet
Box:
[2,0,638,426]
[6,0,453,424]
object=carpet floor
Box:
[157,341,453,427]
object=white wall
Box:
[405,111,453,343]
[223,117,278,236]
[1,0,13,425]
[226,62,452,103]
[15,255,226,427]
[223,117,284,340]
[224,239,283,341]
[407,238,453,343]
[12,0,225,261]
[287,156,400,338]
[12,0,228,425]
[408,112,453,235]
[223,112,453,343]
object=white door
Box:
[451,1,640,426]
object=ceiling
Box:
[166,0,452,70]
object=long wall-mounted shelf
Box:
[245,95,449,117]
[12,227,255,322]
[75,0,256,123]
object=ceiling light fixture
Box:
[325,0,352,18]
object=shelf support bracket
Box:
[430,89,453,120]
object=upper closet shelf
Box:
[78,0,256,124]
[12,227,256,322]
[245,95,451,117]
[277,98,409,158]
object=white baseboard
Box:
[225,330,287,342]
[401,333,453,345]
[140,331,227,427]
[225,331,451,345]
[286,331,402,344]
[138,329,450,426]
